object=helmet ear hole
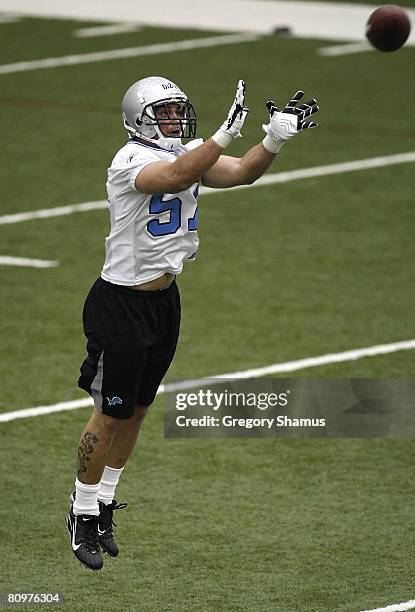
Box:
[135,118,142,126]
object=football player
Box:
[66,76,319,570]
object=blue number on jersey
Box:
[188,206,198,231]
[188,184,199,231]
[147,194,182,237]
[147,185,199,237]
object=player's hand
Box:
[262,90,319,153]
[223,79,250,139]
[212,80,250,148]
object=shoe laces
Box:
[78,515,100,551]
[99,500,127,532]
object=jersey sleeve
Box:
[127,150,161,191]
[184,138,204,152]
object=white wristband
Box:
[211,129,233,149]
[262,134,286,154]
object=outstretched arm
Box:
[203,89,319,188]
[135,80,249,194]
[202,144,275,188]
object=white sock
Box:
[73,478,100,516]
[98,466,124,506]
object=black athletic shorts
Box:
[78,277,181,419]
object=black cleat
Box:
[98,500,127,557]
[66,495,103,571]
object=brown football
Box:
[366,4,411,52]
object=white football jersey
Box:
[101,138,202,286]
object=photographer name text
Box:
[176,415,326,429]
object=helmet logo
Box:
[162,82,176,90]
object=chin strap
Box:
[126,126,182,151]
[153,123,182,150]
[157,136,182,151]
[123,114,184,151]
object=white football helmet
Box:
[121,76,196,151]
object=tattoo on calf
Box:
[77,431,98,479]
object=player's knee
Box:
[93,409,123,434]
[132,404,149,424]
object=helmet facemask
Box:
[122,77,197,151]
[125,98,196,151]
[145,99,196,141]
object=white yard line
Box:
[0,200,106,225]
[203,152,415,196]
[0,33,261,75]
[318,41,374,57]
[1,152,414,227]
[1,339,415,423]
[73,23,142,38]
[0,255,58,268]
[0,398,94,423]
[360,599,415,612]
[161,339,415,393]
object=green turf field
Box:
[1,12,414,612]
